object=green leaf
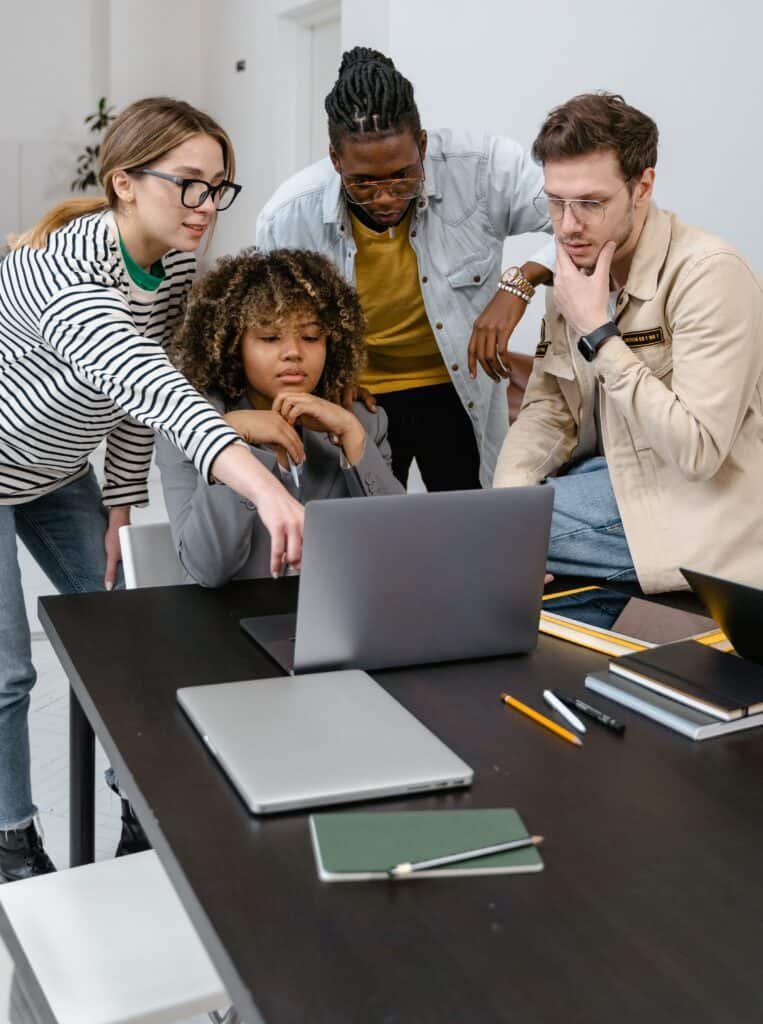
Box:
[73,97,115,192]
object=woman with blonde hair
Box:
[0,97,303,881]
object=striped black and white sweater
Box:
[0,210,238,506]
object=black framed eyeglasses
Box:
[131,169,243,211]
[340,158,425,206]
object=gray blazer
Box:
[155,397,404,586]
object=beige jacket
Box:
[494,204,763,593]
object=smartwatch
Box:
[578,322,621,362]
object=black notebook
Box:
[586,671,763,741]
[609,641,763,722]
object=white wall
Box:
[0,0,204,248]
[0,0,108,244]
[198,0,276,263]
[1,1,106,139]
[389,0,762,257]
[109,0,202,109]
[341,0,388,51]
[199,0,343,264]
[387,0,762,351]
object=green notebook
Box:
[310,808,544,881]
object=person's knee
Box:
[0,679,34,712]
[547,489,587,538]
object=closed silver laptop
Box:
[177,670,473,814]
[241,486,553,674]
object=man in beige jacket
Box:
[494,93,762,593]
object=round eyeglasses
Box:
[131,169,242,211]
[533,179,631,225]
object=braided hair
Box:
[324,47,421,150]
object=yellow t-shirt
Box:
[351,207,450,394]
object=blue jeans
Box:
[0,468,122,830]
[546,456,637,582]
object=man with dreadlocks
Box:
[256,47,554,491]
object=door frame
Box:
[272,0,341,180]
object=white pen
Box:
[286,453,301,490]
[387,835,544,878]
[543,689,586,733]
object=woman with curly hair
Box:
[157,248,403,586]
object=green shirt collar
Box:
[118,232,166,291]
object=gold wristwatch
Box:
[497,266,535,303]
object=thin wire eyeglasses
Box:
[533,179,632,224]
[340,159,425,206]
[131,169,243,211]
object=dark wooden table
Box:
[40,580,763,1024]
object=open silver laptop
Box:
[241,486,553,674]
[177,670,473,813]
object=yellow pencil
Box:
[500,693,583,747]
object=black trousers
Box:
[374,383,481,492]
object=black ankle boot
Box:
[0,822,56,883]
[115,798,151,858]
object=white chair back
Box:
[0,851,228,1024]
[0,925,14,1024]
[118,523,189,589]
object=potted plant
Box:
[71,97,116,192]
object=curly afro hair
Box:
[172,248,367,408]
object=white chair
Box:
[118,524,190,589]
[0,851,232,1024]
[0,923,14,1024]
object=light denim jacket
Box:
[256,129,553,486]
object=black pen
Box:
[552,690,626,735]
